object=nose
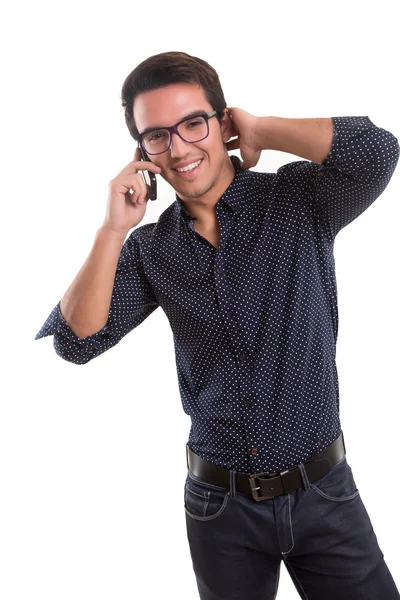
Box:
[169,132,191,158]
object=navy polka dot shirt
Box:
[35,116,399,473]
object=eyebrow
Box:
[139,110,206,136]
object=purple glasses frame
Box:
[138,110,218,155]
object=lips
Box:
[173,159,203,171]
[173,158,204,179]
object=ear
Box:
[220,108,236,143]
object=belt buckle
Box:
[249,471,277,501]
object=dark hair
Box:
[120,51,227,141]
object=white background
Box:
[1,0,399,598]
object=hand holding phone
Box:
[103,147,161,234]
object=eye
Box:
[149,131,167,142]
[186,119,203,129]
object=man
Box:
[35,51,400,599]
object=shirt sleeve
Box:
[34,231,159,364]
[275,116,400,242]
[314,116,399,240]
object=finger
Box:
[226,109,239,136]
[130,187,147,206]
[225,138,240,151]
[137,179,148,204]
[125,173,146,204]
[126,186,140,204]
[135,162,162,174]
[132,174,148,204]
[230,122,240,136]
[136,173,149,205]
[240,159,255,170]
[132,157,162,174]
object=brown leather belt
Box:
[186,431,346,501]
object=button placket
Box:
[213,209,235,319]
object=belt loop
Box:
[229,470,237,498]
[298,462,311,490]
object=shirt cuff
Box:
[34,300,110,343]
[321,116,378,171]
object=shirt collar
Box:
[174,154,255,221]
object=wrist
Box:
[253,116,272,152]
[98,223,129,241]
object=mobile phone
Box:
[139,145,157,201]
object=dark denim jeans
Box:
[184,455,399,600]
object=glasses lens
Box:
[142,129,170,154]
[177,116,208,143]
[141,116,209,154]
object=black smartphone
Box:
[139,145,157,201]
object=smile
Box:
[174,159,203,178]
[176,159,202,172]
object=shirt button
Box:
[243,398,251,407]
[251,448,258,456]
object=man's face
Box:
[133,82,233,202]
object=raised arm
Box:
[256,115,399,240]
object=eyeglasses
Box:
[138,110,218,155]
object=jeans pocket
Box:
[310,455,360,502]
[184,472,230,521]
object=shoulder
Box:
[128,201,178,253]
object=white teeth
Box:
[176,159,201,172]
